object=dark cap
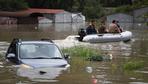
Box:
[112,20,116,23]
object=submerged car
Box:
[5,38,70,68]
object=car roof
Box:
[18,41,54,45]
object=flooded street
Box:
[0,23,148,84]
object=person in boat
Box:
[78,28,86,41]
[86,20,97,35]
[108,20,121,33]
[98,21,107,34]
[116,21,123,32]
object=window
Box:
[19,44,62,59]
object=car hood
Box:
[20,59,69,68]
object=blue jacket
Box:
[86,25,97,34]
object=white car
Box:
[6,39,70,81]
[6,39,70,68]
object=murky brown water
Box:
[0,23,148,84]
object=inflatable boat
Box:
[82,31,132,43]
[66,31,132,43]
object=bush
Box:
[62,46,102,61]
[123,60,145,71]
[86,55,103,61]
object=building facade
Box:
[0,8,86,24]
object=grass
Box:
[123,59,145,71]
[62,46,103,61]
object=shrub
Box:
[62,46,102,61]
[123,60,144,71]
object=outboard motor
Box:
[78,28,86,41]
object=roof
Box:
[19,41,54,45]
[0,8,65,17]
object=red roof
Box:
[0,8,64,17]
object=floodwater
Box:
[0,23,148,84]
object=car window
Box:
[19,44,63,59]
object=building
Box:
[107,13,133,23]
[54,11,72,23]
[38,17,52,24]
[0,8,86,24]
[106,7,148,23]
[106,13,133,28]
[72,13,85,23]
[0,17,17,25]
[106,7,148,29]
[133,7,148,23]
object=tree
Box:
[100,0,134,7]
[0,0,28,11]
[25,0,75,10]
[25,0,104,19]
[82,0,104,19]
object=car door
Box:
[6,39,19,64]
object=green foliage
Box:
[62,46,101,60]
[123,59,145,71]
[100,0,133,7]
[100,0,148,7]
[115,0,148,13]
[146,22,148,26]
[83,0,104,19]
[115,5,132,13]
[86,55,103,61]
[133,0,148,6]
[0,0,28,11]
[142,13,148,18]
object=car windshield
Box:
[19,44,63,59]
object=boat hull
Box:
[83,31,132,43]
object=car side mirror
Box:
[64,53,70,60]
[7,53,15,58]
